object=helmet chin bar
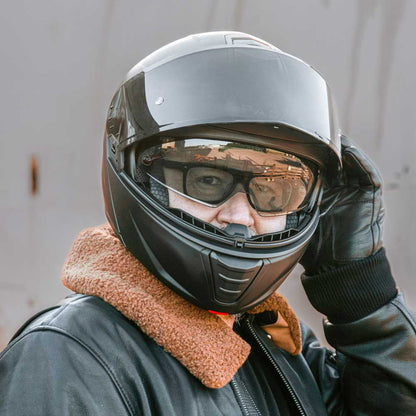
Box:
[104,155,321,313]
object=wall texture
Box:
[1,0,415,348]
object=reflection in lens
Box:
[249,177,307,213]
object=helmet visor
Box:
[138,48,336,145]
[137,138,317,216]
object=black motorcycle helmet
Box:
[102,31,341,314]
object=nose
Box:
[216,192,255,228]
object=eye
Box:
[198,176,222,186]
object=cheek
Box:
[254,215,287,235]
[168,190,219,223]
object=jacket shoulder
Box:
[6,294,164,383]
[0,295,143,415]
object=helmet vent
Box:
[170,208,300,243]
[172,209,227,236]
[225,34,275,50]
[250,229,298,242]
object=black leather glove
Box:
[300,136,397,323]
[301,136,384,274]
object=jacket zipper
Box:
[245,318,306,416]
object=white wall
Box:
[1,0,414,348]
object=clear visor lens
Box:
[138,138,316,215]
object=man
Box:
[1,31,415,415]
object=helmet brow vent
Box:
[225,34,276,50]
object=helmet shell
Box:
[102,31,341,313]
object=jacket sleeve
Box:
[300,250,416,415]
[0,328,133,416]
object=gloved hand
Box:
[301,135,384,275]
[300,136,397,323]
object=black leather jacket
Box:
[1,292,415,416]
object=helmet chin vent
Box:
[169,208,302,246]
[250,228,298,242]
[170,208,231,237]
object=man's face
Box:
[168,187,287,236]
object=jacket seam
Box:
[1,326,136,416]
[5,297,85,351]
[391,298,416,332]
[9,305,61,342]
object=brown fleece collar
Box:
[62,225,301,389]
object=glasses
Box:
[139,138,317,216]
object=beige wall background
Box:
[1,0,415,349]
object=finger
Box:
[341,136,382,188]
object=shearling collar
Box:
[61,225,301,389]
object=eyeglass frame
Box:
[146,159,320,216]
